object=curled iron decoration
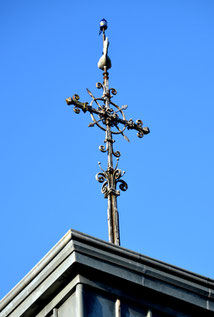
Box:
[99,145,107,153]
[113,150,121,158]
[127,119,134,129]
[136,119,143,127]
[113,169,128,192]
[101,181,108,196]
[109,88,117,96]
[72,94,81,114]
[117,179,128,192]
[96,172,106,183]
[96,164,128,197]
[73,107,80,114]
[95,170,108,196]
[137,131,144,138]
[136,119,144,138]
[96,82,103,90]
[113,169,124,180]
[73,94,80,101]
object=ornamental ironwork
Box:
[66,19,150,246]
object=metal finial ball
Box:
[99,18,107,31]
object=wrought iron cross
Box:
[66,19,150,246]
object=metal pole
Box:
[106,125,114,244]
[112,194,120,245]
[103,66,114,244]
[103,66,120,246]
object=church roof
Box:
[1,229,214,316]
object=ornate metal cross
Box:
[66,19,150,246]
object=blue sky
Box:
[1,0,214,299]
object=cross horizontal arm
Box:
[66,95,100,115]
[66,95,150,137]
[114,116,150,135]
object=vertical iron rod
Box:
[103,65,120,246]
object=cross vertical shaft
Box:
[103,66,120,245]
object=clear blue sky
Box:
[1,0,214,299]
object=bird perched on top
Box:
[98,37,112,70]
